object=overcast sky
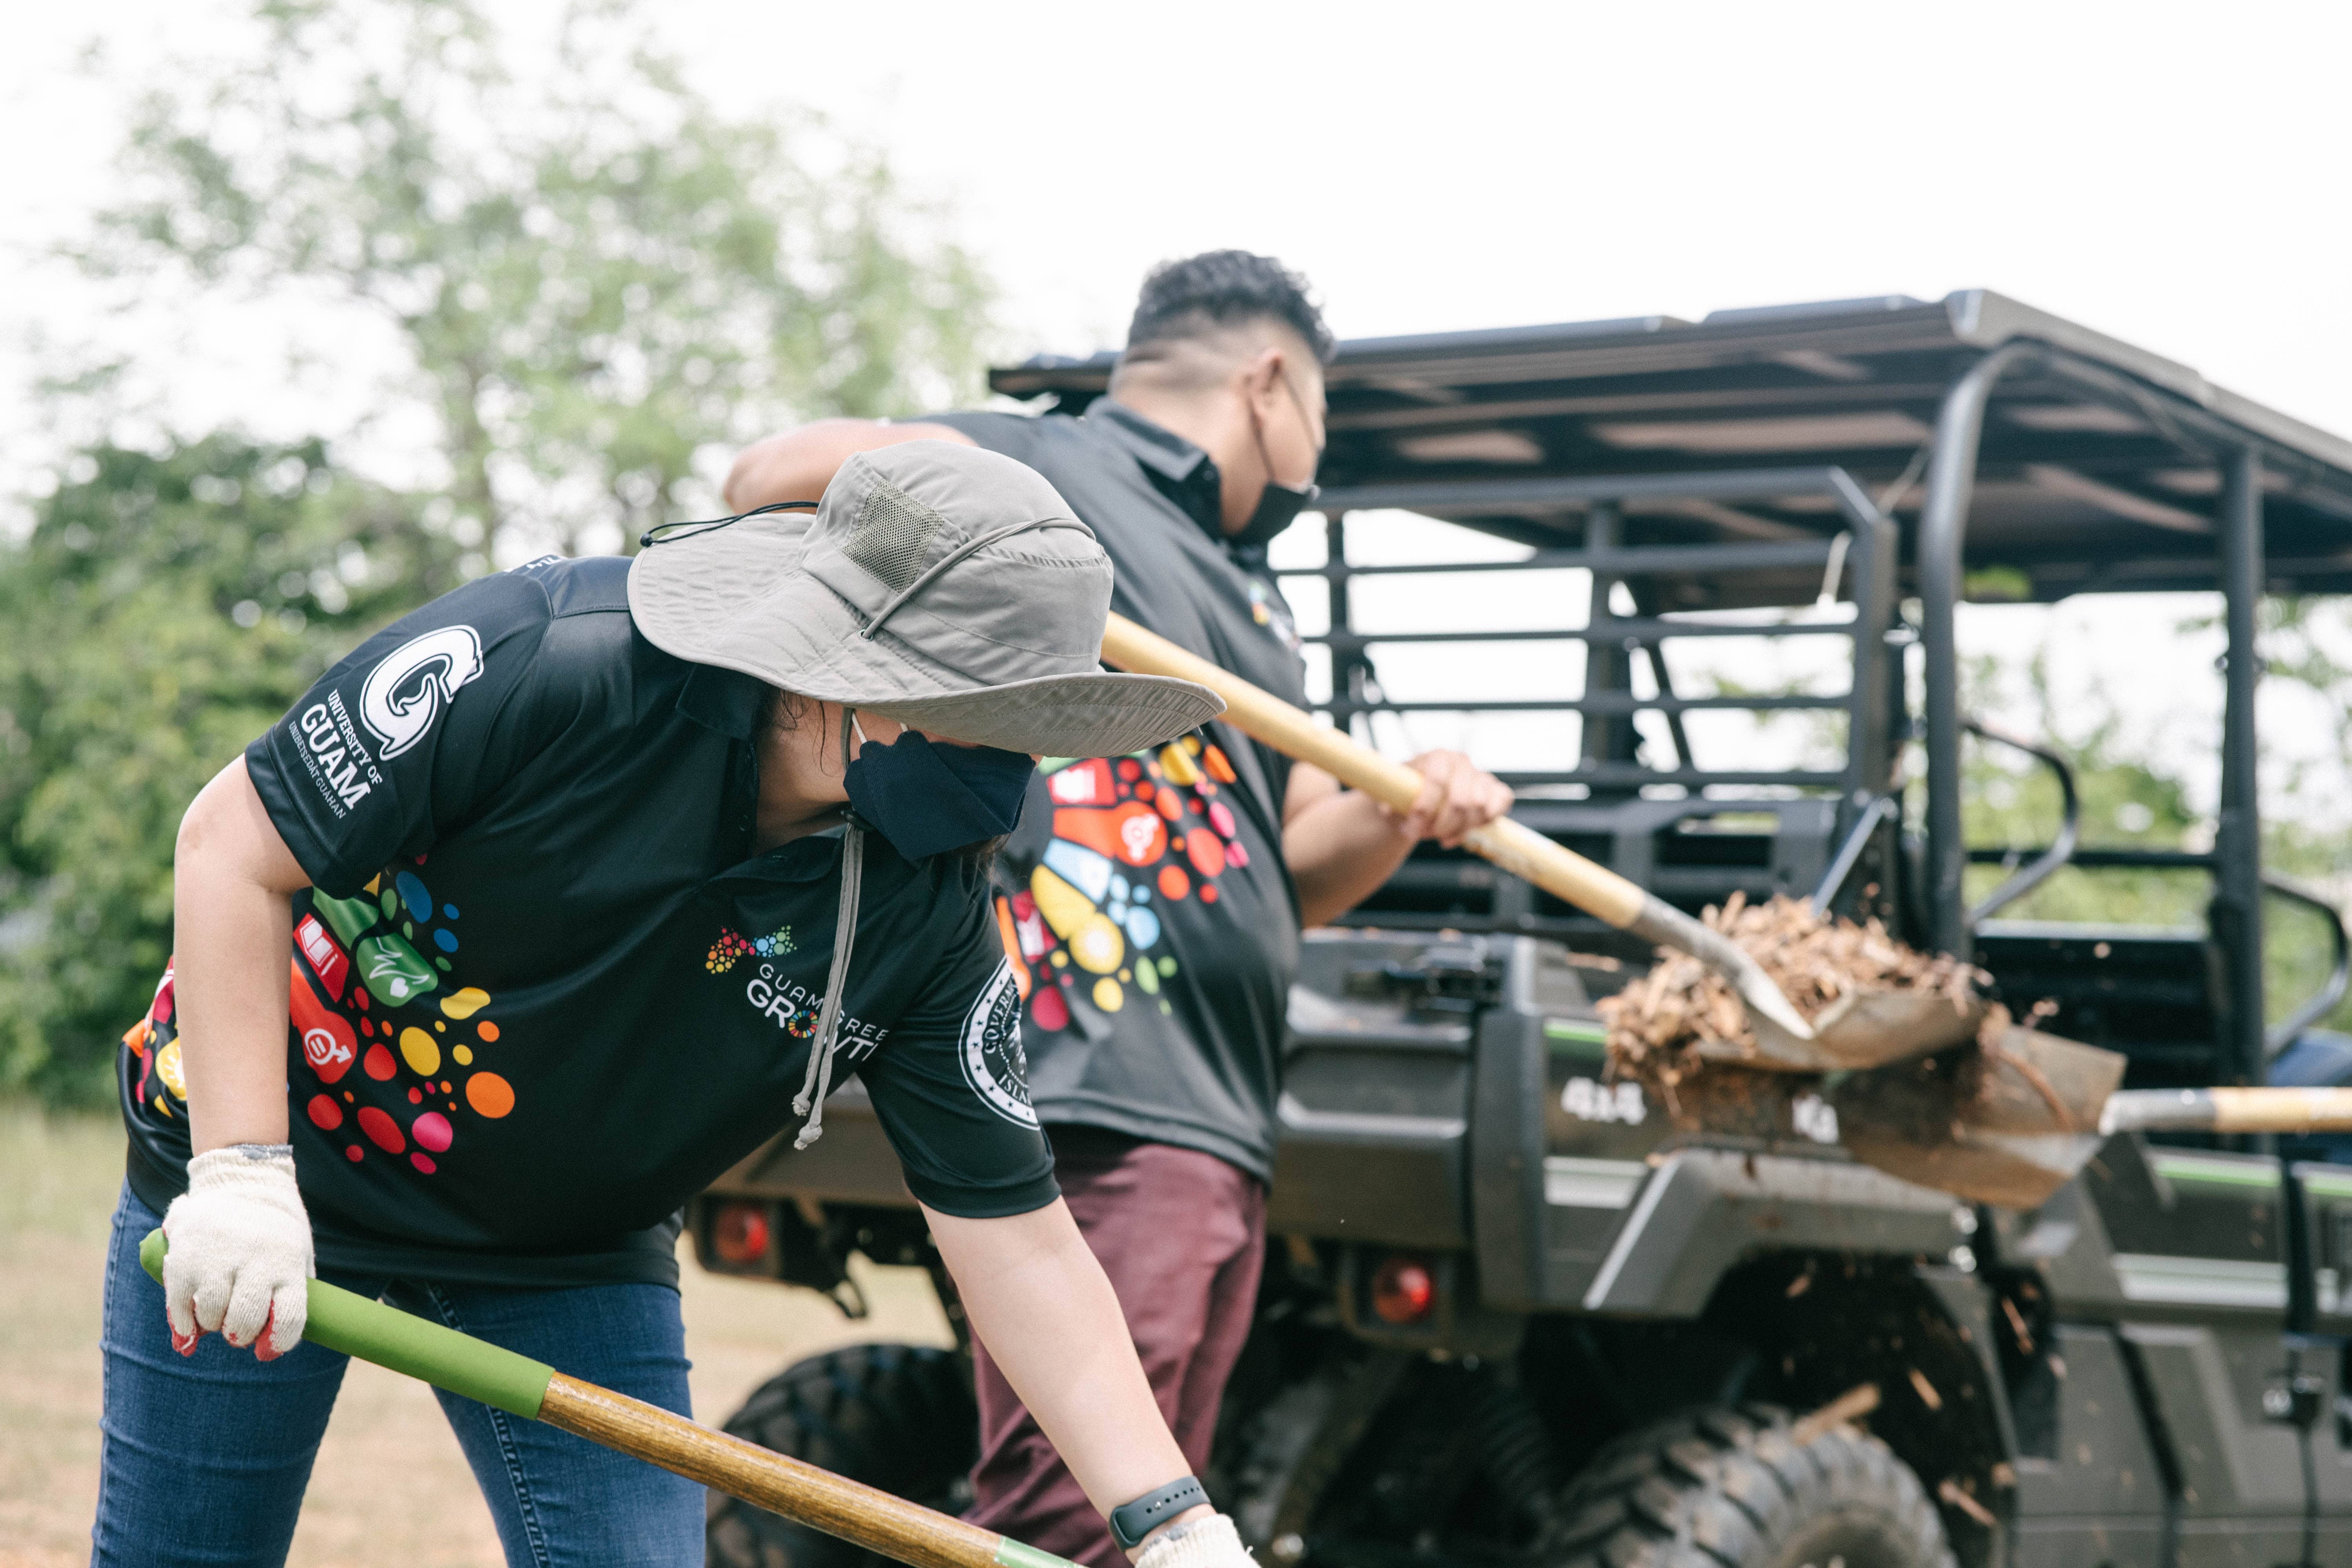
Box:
[12,2,2351,427]
[7,0,2349,817]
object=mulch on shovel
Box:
[1599,893,1986,1114]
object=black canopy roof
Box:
[990,291,2352,604]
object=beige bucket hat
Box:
[629,441,1222,758]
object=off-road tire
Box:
[706,1343,977,1568]
[1548,1404,1955,1568]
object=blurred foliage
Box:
[1707,635,2352,1043]
[76,0,993,557]
[0,438,451,1104]
[2253,595,2352,793]
[10,0,999,1104]
[1956,651,2205,926]
[1955,648,2352,1036]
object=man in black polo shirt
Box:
[726,252,1514,1566]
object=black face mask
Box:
[843,724,1033,861]
[1231,370,1323,552]
[1232,475,1321,552]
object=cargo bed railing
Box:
[1299,466,1898,800]
[1296,467,1899,937]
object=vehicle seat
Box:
[1972,920,2222,1091]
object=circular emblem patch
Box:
[960,960,1036,1127]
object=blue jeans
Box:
[91,1183,703,1567]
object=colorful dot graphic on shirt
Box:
[154,1040,188,1102]
[399,1026,440,1076]
[996,741,1248,1037]
[439,987,491,1020]
[119,860,538,1187]
[395,871,433,921]
[466,1073,515,1118]
[358,1106,405,1153]
[705,924,794,975]
[111,864,527,1185]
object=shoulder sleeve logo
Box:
[360,625,486,760]
[959,959,1037,1127]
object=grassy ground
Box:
[0,1102,953,1567]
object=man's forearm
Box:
[724,419,975,511]
[1283,789,1417,928]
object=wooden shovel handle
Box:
[1100,613,1645,928]
[140,1232,1064,1568]
[539,1376,1060,1568]
[2207,1087,2352,1131]
[2102,1086,2352,1134]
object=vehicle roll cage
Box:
[1303,349,2328,1087]
[993,297,2352,1090]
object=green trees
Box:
[79,0,991,562]
[1957,644,2352,1036]
[2,0,995,1102]
[78,0,983,564]
[0,440,449,1101]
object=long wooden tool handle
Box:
[2103,1087,2352,1134]
[537,1378,1065,1568]
[139,1232,1066,1568]
[1100,612,1644,927]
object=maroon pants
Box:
[967,1127,1267,1568]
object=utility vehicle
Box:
[697,293,2352,1568]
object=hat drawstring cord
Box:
[637,499,818,549]
[793,708,867,1149]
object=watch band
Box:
[1109,1476,1207,1550]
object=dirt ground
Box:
[0,1102,954,1567]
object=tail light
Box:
[1371,1254,1436,1324]
[712,1201,773,1267]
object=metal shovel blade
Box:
[1830,1025,2125,1208]
[1699,987,1988,1073]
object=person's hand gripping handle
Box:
[1096,612,1814,1041]
[160,1143,315,1359]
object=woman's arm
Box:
[161,755,320,1357]
[176,755,314,1153]
[921,1199,1213,1556]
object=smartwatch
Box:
[1109,1476,1208,1550]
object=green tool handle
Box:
[138,1229,1074,1568]
[138,1228,552,1416]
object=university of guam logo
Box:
[960,960,1036,1127]
[361,626,486,759]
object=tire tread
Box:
[1548,1404,1956,1568]
[707,1343,976,1568]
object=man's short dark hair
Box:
[1124,251,1336,365]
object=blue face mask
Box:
[843,723,1033,861]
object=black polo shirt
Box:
[118,555,1056,1289]
[928,403,1309,1181]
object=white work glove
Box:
[161,1144,314,1360]
[1136,1515,1253,1568]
